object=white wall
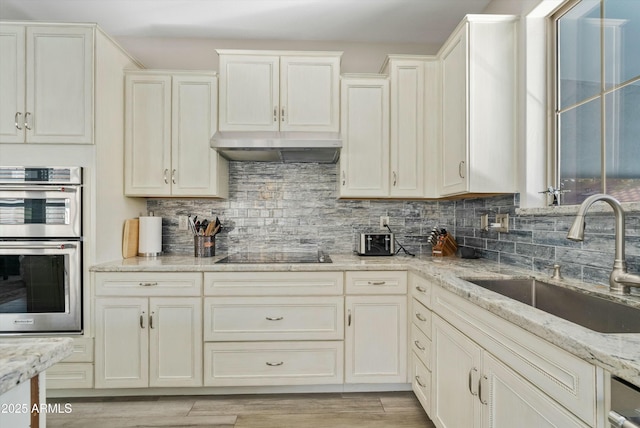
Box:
[115,36,438,73]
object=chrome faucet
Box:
[567,194,640,294]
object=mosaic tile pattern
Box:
[148,162,639,289]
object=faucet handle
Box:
[551,264,563,280]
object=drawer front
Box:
[345,271,407,294]
[95,272,202,296]
[432,286,596,426]
[411,355,432,417]
[204,271,343,296]
[204,296,344,341]
[46,363,94,389]
[204,341,344,386]
[62,337,94,363]
[410,324,431,370]
[411,298,432,338]
[409,272,432,308]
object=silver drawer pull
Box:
[368,281,386,285]
[266,316,283,321]
[415,313,427,322]
[414,340,425,351]
[139,282,158,287]
[415,286,427,293]
[415,375,426,388]
[609,411,640,428]
[266,361,284,366]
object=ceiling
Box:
[0,0,493,45]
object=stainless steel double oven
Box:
[0,166,82,333]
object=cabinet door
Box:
[171,75,222,196]
[482,353,589,428]
[432,315,481,428]
[339,76,390,198]
[440,26,469,196]
[0,24,25,143]
[95,298,149,388]
[344,295,407,383]
[218,54,279,131]
[25,26,93,144]
[124,74,172,196]
[280,56,340,132]
[389,60,424,197]
[149,297,202,387]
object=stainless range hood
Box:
[210,131,342,163]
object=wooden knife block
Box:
[432,233,458,257]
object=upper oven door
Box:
[0,185,81,238]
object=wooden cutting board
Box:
[122,218,139,258]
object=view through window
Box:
[555,0,640,204]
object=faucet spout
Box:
[567,194,639,294]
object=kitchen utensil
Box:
[122,218,139,258]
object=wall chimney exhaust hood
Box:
[210,131,342,163]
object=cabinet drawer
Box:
[411,355,432,416]
[204,271,343,296]
[410,273,432,308]
[204,296,344,341]
[62,337,94,363]
[345,271,407,294]
[411,324,431,370]
[46,363,94,389]
[95,272,202,296]
[411,297,432,338]
[204,341,344,386]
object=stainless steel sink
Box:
[466,278,640,334]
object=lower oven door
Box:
[0,240,81,333]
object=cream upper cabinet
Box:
[381,56,434,198]
[217,50,341,132]
[124,71,228,198]
[0,24,93,144]
[339,74,390,198]
[438,15,518,196]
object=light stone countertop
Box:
[91,253,640,387]
[0,337,73,395]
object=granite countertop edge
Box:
[0,337,73,395]
[91,254,640,387]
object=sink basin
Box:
[466,278,640,334]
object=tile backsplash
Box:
[148,162,640,290]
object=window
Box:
[554,0,640,205]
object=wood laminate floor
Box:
[48,391,435,428]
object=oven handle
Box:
[0,243,77,250]
[0,186,78,192]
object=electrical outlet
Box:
[480,214,489,231]
[178,216,188,231]
[495,213,509,233]
[380,216,390,229]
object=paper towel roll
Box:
[138,216,162,257]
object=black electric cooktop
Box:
[215,251,332,264]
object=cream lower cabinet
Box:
[46,337,94,389]
[344,271,407,384]
[203,271,344,387]
[94,272,203,389]
[430,284,597,428]
[409,273,433,416]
